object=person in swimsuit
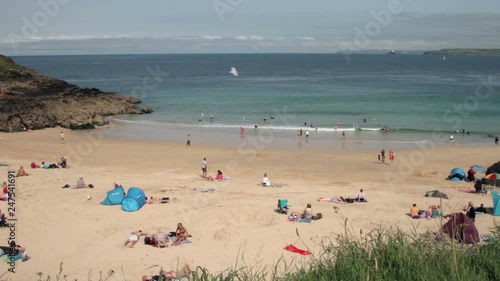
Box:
[172,223,188,246]
[124,230,146,248]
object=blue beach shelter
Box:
[121,187,146,212]
[448,168,466,181]
[492,191,500,216]
[100,185,125,205]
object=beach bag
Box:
[312,213,323,220]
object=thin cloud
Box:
[296,36,315,41]
[201,35,222,40]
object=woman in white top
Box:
[357,189,366,202]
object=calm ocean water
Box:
[12,54,500,148]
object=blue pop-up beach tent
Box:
[121,187,146,212]
[448,168,466,181]
[101,185,125,205]
[492,191,500,216]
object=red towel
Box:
[284,244,311,255]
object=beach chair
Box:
[276,199,289,214]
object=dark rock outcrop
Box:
[0,55,154,132]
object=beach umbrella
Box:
[485,173,500,189]
[485,173,500,180]
[470,165,486,173]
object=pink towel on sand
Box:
[284,244,311,255]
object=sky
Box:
[0,0,499,55]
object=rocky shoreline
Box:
[0,55,153,132]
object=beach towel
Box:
[284,244,311,255]
[0,164,9,167]
[201,188,216,193]
[170,237,192,245]
[459,189,476,193]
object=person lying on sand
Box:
[17,166,29,176]
[172,223,188,246]
[0,241,29,261]
[153,232,171,248]
[142,264,192,281]
[124,230,147,248]
[317,196,346,203]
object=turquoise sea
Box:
[13,54,500,149]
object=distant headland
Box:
[423,48,500,56]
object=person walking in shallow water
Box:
[495,136,499,146]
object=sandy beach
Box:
[1,127,499,280]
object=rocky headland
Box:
[0,55,153,132]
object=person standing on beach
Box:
[380,149,386,163]
[186,134,191,147]
[389,151,395,163]
[495,136,499,145]
[450,134,455,145]
[60,132,64,144]
[201,158,207,178]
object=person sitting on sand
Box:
[476,204,487,213]
[466,168,476,182]
[302,203,314,219]
[76,177,85,189]
[357,189,367,202]
[124,230,147,248]
[410,204,421,219]
[317,196,346,203]
[431,205,441,218]
[172,223,188,246]
[216,170,224,181]
[17,166,29,176]
[262,173,271,187]
[153,232,171,248]
[58,157,67,168]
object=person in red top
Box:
[467,168,476,182]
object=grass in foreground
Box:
[32,224,500,281]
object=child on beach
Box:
[124,230,147,248]
[60,132,64,144]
